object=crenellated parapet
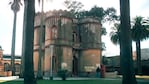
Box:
[34,10,73,28]
[34,10,102,50]
[33,10,103,77]
[80,17,101,24]
[45,9,72,18]
[34,12,47,27]
[34,10,74,48]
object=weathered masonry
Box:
[34,10,102,77]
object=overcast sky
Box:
[0,0,149,56]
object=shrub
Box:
[58,70,68,80]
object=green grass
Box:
[39,80,122,84]
[0,79,148,84]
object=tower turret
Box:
[78,17,102,76]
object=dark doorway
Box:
[72,56,78,76]
[52,55,57,73]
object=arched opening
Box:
[52,55,57,73]
[51,25,58,39]
[4,63,10,71]
[72,55,78,76]
[73,31,77,42]
[15,63,21,76]
[4,63,10,76]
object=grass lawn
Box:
[0,79,148,84]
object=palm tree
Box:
[9,0,22,76]
[110,23,120,45]
[110,17,149,76]
[23,0,36,84]
[131,16,149,75]
[119,0,136,84]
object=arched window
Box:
[4,63,10,71]
[15,63,20,72]
[51,25,58,39]
[73,32,77,42]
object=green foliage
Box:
[101,42,106,51]
[110,23,120,45]
[110,16,149,45]
[104,7,119,22]
[64,0,118,23]
[101,27,107,35]
[9,0,22,12]
[77,6,118,23]
[131,16,149,74]
[58,70,68,80]
[88,6,105,20]
[63,0,84,17]
[131,16,149,41]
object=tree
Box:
[9,0,22,76]
[110,16,149,76]
[110,23,120,45]
[23,0,36,84]
[63,0,84,17]
[119,0,137,84]
[88,6,105,20]
[104,7,119,22]
[80,6,118,23]
[64,0,118,22]
[131,16,149,75]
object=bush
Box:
[58,70,68,80]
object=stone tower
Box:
[34,10,73,76]
[34,10,102,77]
[78,17,102,76]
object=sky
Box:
[0,0,149,56]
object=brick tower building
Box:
[34,10,102,77]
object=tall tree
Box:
[9,0,22,76]
[119,0,137,84]
[23,0,36,84]
[80,6,118,23]
[110,16,149,76]
[88,6,105,21]
[131,16,149,75]
[110,23,120,45]
[63,0,84,17]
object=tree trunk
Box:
[20,1,27,77]
[23,0,36,84]
[119,0,137,84]
[11,11,17,76]
[136,40,142,75]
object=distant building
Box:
[0,46,21,76]
[34,10,103,77]
[104,48,149,75]
[133,48,149,60]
